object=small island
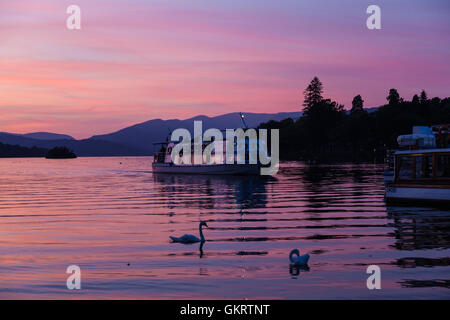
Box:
[45,146,77,159]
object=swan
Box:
[170,221,208,244]
[289,249,310,266]
[199,241,204,258]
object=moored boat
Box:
[152,113,265,175]
[385,125,450,205]
[152,140,262,175]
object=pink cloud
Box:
[1,0,449,138]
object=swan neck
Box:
[289,250,298,262]
[199,224,205,242]
[289,250,295,262]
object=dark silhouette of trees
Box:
[387,88,401,105]
[302,99,344,151]
[347,94,369,157]
[351,95,364,114]
[260,81,450,162]
[302,76,323,114]
[420,90,428,104]
[299,77,345,156]
[0,142,48,158]
[46,146,77,159]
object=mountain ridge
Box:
[0,112,302,156]
[0,131,75,141]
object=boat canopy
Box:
[397,134,436,148]
[412,126,434,135]
[395,148,450,155]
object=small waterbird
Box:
[289,249,310,266]
[170,221,208,244]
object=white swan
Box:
[289,249,310,266]
[170,221,208,244]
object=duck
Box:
[289,249,310,266]
[170,221,208,244]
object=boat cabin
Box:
[153,142,174,164]
[394,148,450,183]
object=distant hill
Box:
[0,131,75,141]
[91,112,302,154]
[0,112,302,156]
[22,132,75,140]
[0,132,146,157]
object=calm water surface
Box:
[0,157,449,299]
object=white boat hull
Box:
[385,184,450,204]
[152,163,261,175]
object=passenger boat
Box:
[152,141,261,175]
[152,113,264,175]
[385,125,450,205]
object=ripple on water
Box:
[0,158,449,299]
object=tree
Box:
[260,86,450,161]
[420,90,428,104]
[386,88,400,105]
[301,98,345,152]
[303,76,323,113]
[351,95,364,114]
[412,94,420,104]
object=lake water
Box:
[0,157,449,299]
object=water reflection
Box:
[387,206,450,251]
[1,158,449,299]
[289,264,310,277]
[400,279,450,289]
[386,206,450,289]
[235,251,268,256]
[199,242,204,258]
[153,174,271,210]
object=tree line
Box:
[0,142,48,158]
[259,77,450,162]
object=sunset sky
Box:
[1,0,449,139]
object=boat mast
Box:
[239,112,249,129]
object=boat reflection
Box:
[387,206,450,289]
[152,174,273,210]
[386,206,450,251]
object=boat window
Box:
[398,156,413,179]
[415,155,432,178]
[436,155,450,178]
